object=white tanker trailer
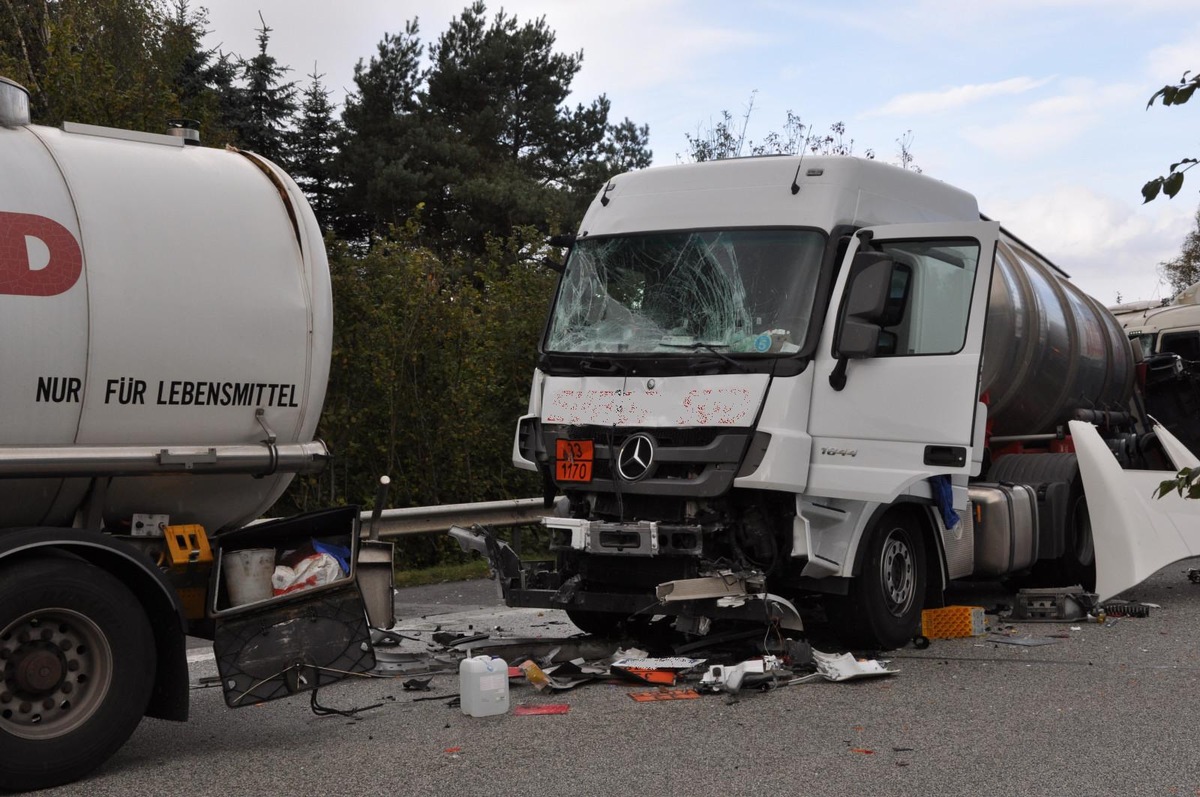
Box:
[0,77,378,790]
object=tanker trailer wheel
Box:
[831,511,927,651]
[0,556,156,792]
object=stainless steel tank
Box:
[981,235,1135,436]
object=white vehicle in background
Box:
[1110,282,1200,453]
[1111,282,1200,361]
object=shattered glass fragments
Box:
[545,230,825,355]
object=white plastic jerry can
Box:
[459,655,510,717]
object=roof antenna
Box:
[790,151,805,195]
[600,180,616,206]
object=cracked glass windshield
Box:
[545,230,826,355]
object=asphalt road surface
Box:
[34,562,1200,797]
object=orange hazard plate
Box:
[555,439,593,482]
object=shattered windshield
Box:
[545,230,826,355]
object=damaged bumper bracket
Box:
[449,524,523,600]
[450,524,804,632]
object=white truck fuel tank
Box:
[0,87,332,532]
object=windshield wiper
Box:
[658,342,749,372]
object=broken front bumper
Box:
[449,524,802,631]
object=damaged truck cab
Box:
[491,155,1184,650]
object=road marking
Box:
[187,648,215,664]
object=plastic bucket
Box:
[225,548,275,606]
[459,655,509,717]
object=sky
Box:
[200,0,1200,305]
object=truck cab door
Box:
[807,221,1000,500]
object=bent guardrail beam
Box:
[357,496,563,538]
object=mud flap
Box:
[1071,421,1200,601]
[211,507,375,707]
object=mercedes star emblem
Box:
[617,433,655,481]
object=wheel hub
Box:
[12,646,66,694]
[880,532,915,615]
[1,609,111,740]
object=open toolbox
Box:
[209,506,376,707]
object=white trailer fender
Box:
[1070,420,1200,601]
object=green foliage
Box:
[680,92,895,165]
[0,0,172,128]
[1142,71,1200,202]
[228,15,297,165]
[290,70,342,230]
[277,222,557,566]
[393,558,489,588]
[1158,205,1200,296]
[1156,466,1200,500]
[0,0,238,142]
[334,3,651,252]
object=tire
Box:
[986,453,1095,590]
[0,557,156,792]
[832,512,927,651]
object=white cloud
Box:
[868,77,1052,117]
[960,79,1140,159]
[1145,25,1200,82]
[985,186,1194,303]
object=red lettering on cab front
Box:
[0,211,83,296]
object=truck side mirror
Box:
[834,253,904,357]
[830,252,909,389]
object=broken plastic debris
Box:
[612,667,676,686]
[628,688,701,702]
[513,704,570,716]
[402,677,433,692]
[610,657,704,671]
[812,650,897,682]
[518,660,551,690]
[700,655,787,693]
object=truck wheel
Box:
[0,557,156,791]
[833,512,927,651]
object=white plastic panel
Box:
[540,373,768,427]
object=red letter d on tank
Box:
[0,211,83,296]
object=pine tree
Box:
[233,14,297,164]
[334,20,426,242]
[291,69,342,230]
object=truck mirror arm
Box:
[829,357,850,391]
